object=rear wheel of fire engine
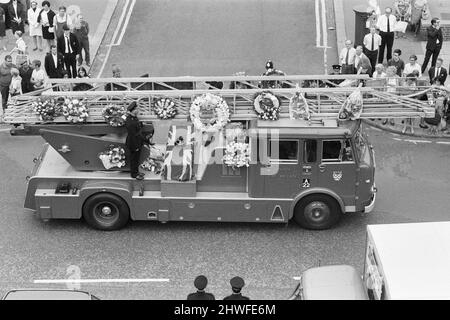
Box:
[82,193,130,231]
[293,194,341,230]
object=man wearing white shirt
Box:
[339,40,356,74]
[363,27,382,75]
[376,7,397,64]
[403,54,422,78]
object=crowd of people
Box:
[338,1,448,134]
[0,0,91,119]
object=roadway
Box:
[0,126,449,300]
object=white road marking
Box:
[34,278,170,284]
[320,0,328,74]
[0,128,11,132]
[403,139,432,144]
[116,0,137,46]
[436,141,450,145]
[97,0,132,77]
[293,277,301,281]
[315,0,321,47]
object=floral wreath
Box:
[32,98,61,122]
[98,146,126,170]
[223,141,251,169]
[62,98,89,123]
[190,93,230,132]
[253,91,281,121]
[102,104,127,127]
[153,98,177,120]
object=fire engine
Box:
[4,75,434,230]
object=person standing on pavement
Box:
[44,44,64,79]
[421,18,443,74]
[9,67,22,97]
[125,101,145,180]
[376,7,397,64]
[223,277,250,300]
[355,45,372,76]
[30,59,46,91]
[104,64,127,91]
[38,1,56,52]
[8,0,26,34]
[28,1,43,52]
[428,58,447,86]
[73,14,90,67]
[410,0,428,36]
[0,55,16,111]
[387,49,405,77]
[383,65,399,126]
[53,6,67,40]
[372,63,387,78]
[0,6,6,52]
[363,27,381,74]
[339,40,356,75]
[19,60,33,94]
[403,54,422,77]
[57,24,80,78]
[187,275,215,300]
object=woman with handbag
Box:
[410,0,428,36]
[38,1,56,52]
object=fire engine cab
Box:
[6,75,432,231]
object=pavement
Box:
[334,0,450,139]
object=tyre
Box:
[293,194,342,230]
[82,193,130,231]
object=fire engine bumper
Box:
[364,184,377,213]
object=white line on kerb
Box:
[116,0,136,46]
[34,278,170,284]
[315,0,321,47]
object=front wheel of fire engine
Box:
[82,193,130,231]
[293,194,341,230]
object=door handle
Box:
[318,164,326,172]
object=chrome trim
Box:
[364,184,377,213]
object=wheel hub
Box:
[101,206,112,216]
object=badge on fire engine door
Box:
[333,171,343,181]
[302,179,311,188]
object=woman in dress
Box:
[53,6,67,41]
[0,5,6,51]
[410,0,428,36]
[38,1,56,51]
[30,59,47,91]
[28,0,43,51]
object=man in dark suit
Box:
[421,18,443,74]
[57,24,80,78]
[187,275,215,300]
[223,277,250,300]
[44,45,64,79]
[7,0,26,34]
[429,58,447,85]
[125,101,145,180]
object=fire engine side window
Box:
[269,140,298,163]
[304,140,317,163]
[322,140,342,162]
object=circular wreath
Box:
[98,146,126,170]
[223,141,250,169]
[62,98,89,123]
[102,104,127,127]
[153,98,177,120]
[190,93,230,132]
[253,91,281,120]
[32,98,60,122]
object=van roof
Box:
[255,119,359,137]
[367,222,450,300]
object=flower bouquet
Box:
[253,91,281,121]
[153,98,177,120]
[32,98,61,122]
[338,86,363,120]
[102,104,127,127]
[140,158,163,174]
[98,146,126,170]
[223,141,250,169]
[62,98,89,123]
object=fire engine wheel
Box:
[293,194,341,230]
[82,193,130,231]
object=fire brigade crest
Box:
[302,179,311,188]
[332,171,343,181]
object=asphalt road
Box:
[0,126,449,300]
[102,0,338,77]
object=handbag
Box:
[48,27,55,33]
[422,7,430,20]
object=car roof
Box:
[301,265,368,300]
[2,289,95,300]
